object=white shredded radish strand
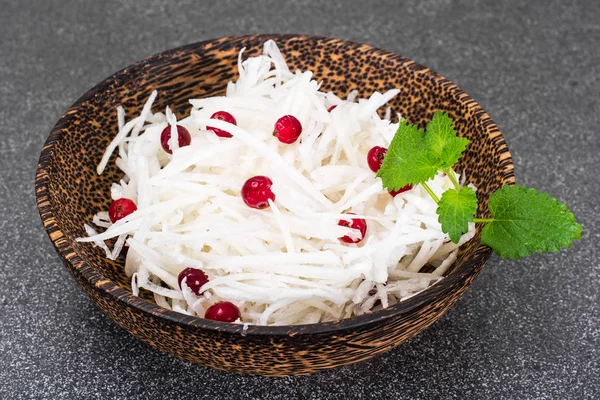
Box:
[93,212,112,229]
[97,90,157,175]
[110,234,127,260]
[83,224,112,258]
[78,41,476,326]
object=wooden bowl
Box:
[36,34,514,376]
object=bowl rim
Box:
[36,33,514,337]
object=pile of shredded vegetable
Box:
[78,40,475,326]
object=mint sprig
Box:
[378,111,582,259]
[377,111,470,191]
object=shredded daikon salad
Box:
[78,40,475,326]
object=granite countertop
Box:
[1,0,598,398]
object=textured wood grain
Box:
[35,34,514,376]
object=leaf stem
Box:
[473,217,494,223]
[421,182,440,204]
[446,168,461,190]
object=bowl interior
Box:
[41,34,513,325]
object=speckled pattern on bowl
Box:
[35,34,514,376]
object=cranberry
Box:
[367,146,387,172]
[160,125,192,154]
[207,111,237,138]
[178,267,209,296]
[389,184,413,197]
[205,301,241,322]
[338,214,367,244]
[327,105,337,112]
[241,176,275,209]
[108,198,137,223]
[273,115,302,144]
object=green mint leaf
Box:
[437,185,478,243]
[377,119,438,190]
[425,111,470,170]
[481,185,582,259]
[377,112,469,192]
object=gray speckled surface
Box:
[1,0,598,398]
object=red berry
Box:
[178,267,209,296]
[327,105,337,112]
[367,146,387,172]
[389,184,413,197]
[338,214,367,244]
[207,111,237,138]
[108,198,137,223]
[273,115,302,144]
[205,301,241,322]
[241,176,275,209]
[160,125,192,154]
